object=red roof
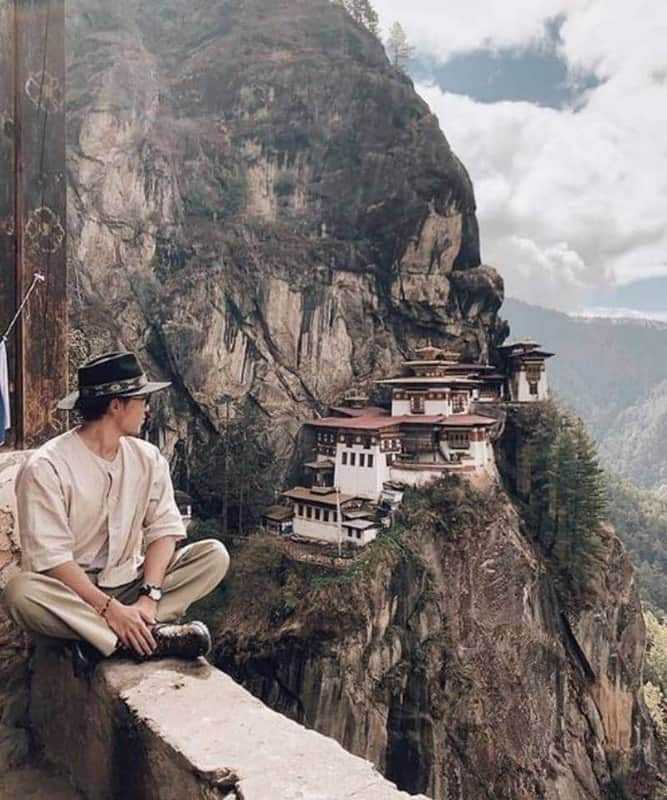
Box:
[308,416,409,431]
[329,406,389,418]
[438,414,497,427]
[307,413,496,431]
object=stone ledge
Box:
[30,645,429,800]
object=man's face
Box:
[113,396,150,436]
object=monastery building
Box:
[264,340,554,547]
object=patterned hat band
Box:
[79,374,148,399]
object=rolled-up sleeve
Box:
[16,460,75,572]
[142,453,187,546]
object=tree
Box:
[332,0,380,37]
[386,21,415,71]
[519,402,607,596]
[193,400,280,533]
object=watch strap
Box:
[139,584,163,600]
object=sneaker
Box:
[151,620,212,660]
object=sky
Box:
[373,0,667,313]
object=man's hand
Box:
[132,595,159,625]
[104,599,157,656]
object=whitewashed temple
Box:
[263,340,555,547]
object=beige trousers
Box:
[2,539,229,657]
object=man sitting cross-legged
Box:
[2,351,229,671]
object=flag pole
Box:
[336,487,342,557]
[1,272,45,343]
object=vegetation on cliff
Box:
[644,611,667,737]
[209,470,655,798]
[500,401,609,601]
[606,474,667,615]
[331,0,379,36]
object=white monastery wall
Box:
[515,369,548,402]
[390,399,411,416]
[292,513,342,545]
[335,442,388,500]
[438,433,492,468]
[341,525,379,547]
[424,399,451,416]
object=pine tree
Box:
[522,402,608,596]
[193,400,279,531]
[386,21,415,71]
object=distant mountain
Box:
[606,473,667,614]
[586,276,667,315]
[502,298,667,488]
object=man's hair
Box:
[75,395,131,422]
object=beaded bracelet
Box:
[98,595,113,618]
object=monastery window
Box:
[452,394,466,413]
[530,382,539,396]
[332,511,338,523]
[350,452,356,467]
[359,453,366,467]
[323,509,330,522]
[526,364,542,383]
[298,504,304,517]
[448,431,470,449]
[306,506,313,519]
[386,454,394,466]
[368,454,374,468]
[314,508,321,521]
[410,395,425,414]
[347,530,353,539]
[357,531,362,540]
[342,451,348,465]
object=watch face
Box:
[148,587,162,601]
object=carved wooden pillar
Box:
[0,0,67,449]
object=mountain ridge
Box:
[503,297,667,488]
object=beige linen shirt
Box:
[15,428,186,588]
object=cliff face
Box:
[62,4,660,797]
[65,0,505,477]
[214,478,658,800]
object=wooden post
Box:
[0,0,67,449]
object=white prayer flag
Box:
[0,339,10,432]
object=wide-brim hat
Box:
[57,351,171,411]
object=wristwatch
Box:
[138,584,163,602]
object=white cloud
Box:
[417,81,667,309]
[373,0,584,59]
[372,0,667,310]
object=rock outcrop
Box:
[65,0,505,482]
[213,477,659,800]
[29,647,428,800]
